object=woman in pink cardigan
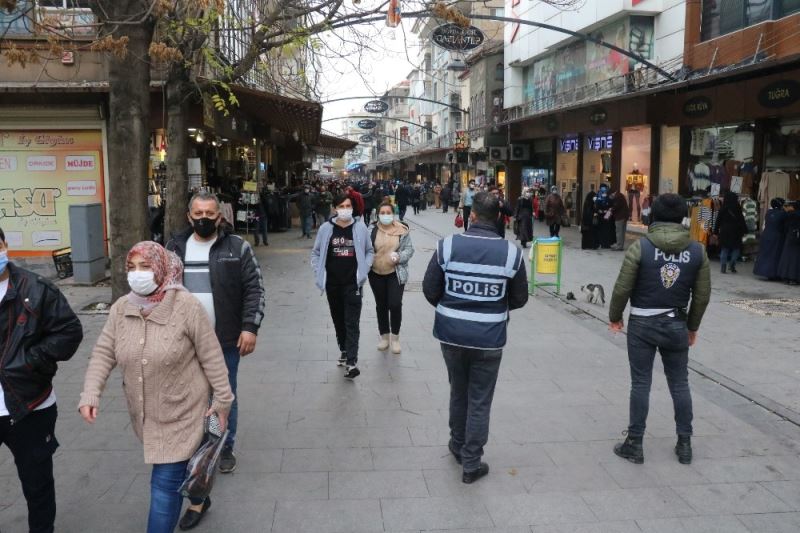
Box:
[79,242,233,533]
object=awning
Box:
[310,133,359,159]
[230,84,322,144]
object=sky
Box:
[315,7,420,137]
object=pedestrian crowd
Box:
[3,167,799,533]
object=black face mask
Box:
[192,217,218,238]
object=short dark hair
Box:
[471,191,500,222]
[0,226,4,243]
[651,193,687,224]
[332,192,350,207]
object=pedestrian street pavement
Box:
[2,211,800,532]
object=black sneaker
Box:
[219,446,237,473]
[462,462,489,484]
[337,352,347,367]
[178,496,211,530]
[344,365,360,379]
[675,435,692,464]
[613,432,644,464]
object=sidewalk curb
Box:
[407,215,800,429]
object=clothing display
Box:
[759,171,795,228]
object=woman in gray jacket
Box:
[311,193,374,378]
[368,201,415,354]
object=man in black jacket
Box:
[395,182,411,222]
[166,191,265,522]
[422,193,528,484]
[0,227,83,533]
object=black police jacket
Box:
[0,263,83,422]
[167,226,266,347]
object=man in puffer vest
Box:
[609,193,711,465]
[423,192,529,483]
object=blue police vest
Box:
[433,233,523,349]
[630,238,704,311]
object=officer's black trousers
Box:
[626,316,693,437]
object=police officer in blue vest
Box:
[608,193,711,465]
[423,192,529,483]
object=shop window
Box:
[782,0,800,15]
[700,0,775,41]
[495,62,504,81]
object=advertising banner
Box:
[0,130,106,256]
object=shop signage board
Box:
[0,130,106,256]
[545,116,559,132]
[359,135,374,142]
[589,107,608,126]
[758,80,800,109]
[364,100,389,114]
[683,96,712,117]
[559,134,613,153]
[431,24,485,52]
[454,131,470,150]
[357,119,377,129]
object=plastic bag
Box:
[454,213,464,228]
[179,429,229,500]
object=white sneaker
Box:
[391,335,401,354]
[377,334,390,351]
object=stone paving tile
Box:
[272,498,384,533]
[759,480,800,511]
[599,458,707,489]
[579,487,696,521]
[330,470,430,499]
[675,482,793,515]
[691,455,800,483]
[530,522,642,533]
[636,515,750,532]
[422,467,529,498]
[281,447,374,472]
[371,445,461,471]
[736,511,800,533]
[483,492,596,527]
[381,496,495,531]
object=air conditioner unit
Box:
[489,146,508,161]
[510,143,530,160]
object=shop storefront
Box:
[621,126,651,227]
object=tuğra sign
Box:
[431,24,485,51]
[364,100,389,113]
[357,119,377,129]
[683,96,712,117]
[758,80,800,109]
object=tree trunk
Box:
[106,23,155,300]
[164,67,191,240]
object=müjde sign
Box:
[364,100,389,114]
[431,24,485,51]
[357,119,377,129]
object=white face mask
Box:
[336,208,353,222]
[127,271,158,296]
[379,214,394,225]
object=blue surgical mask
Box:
[379,214,394,225]
[0,251,7,275]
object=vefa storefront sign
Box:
[431,23,485,52]
[683,96,712,118]
[758,80,800,109]
[589,107,608,126]
[364,100,389,114]
[560,137,580,152]
[357,119,377,129]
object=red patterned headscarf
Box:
[126,241,175,312]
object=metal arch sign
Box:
[357,119,377,129]
[364,100,389,114]
[431,24,485,52]
[359,135,374,142]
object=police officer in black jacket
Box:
[0,227,83,533]
[423,192,528,484]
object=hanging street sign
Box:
[364,100,389,114]
[431,23,485,52]
[359,135,374,142]
[357,119,377,129]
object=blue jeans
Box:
[222,345,240,448]
[720,247,740,270]
[626,316,693,437]
[148,461,203,533]
[301,214,313,236]
[441,343,502,472]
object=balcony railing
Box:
[0,2,98,39]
